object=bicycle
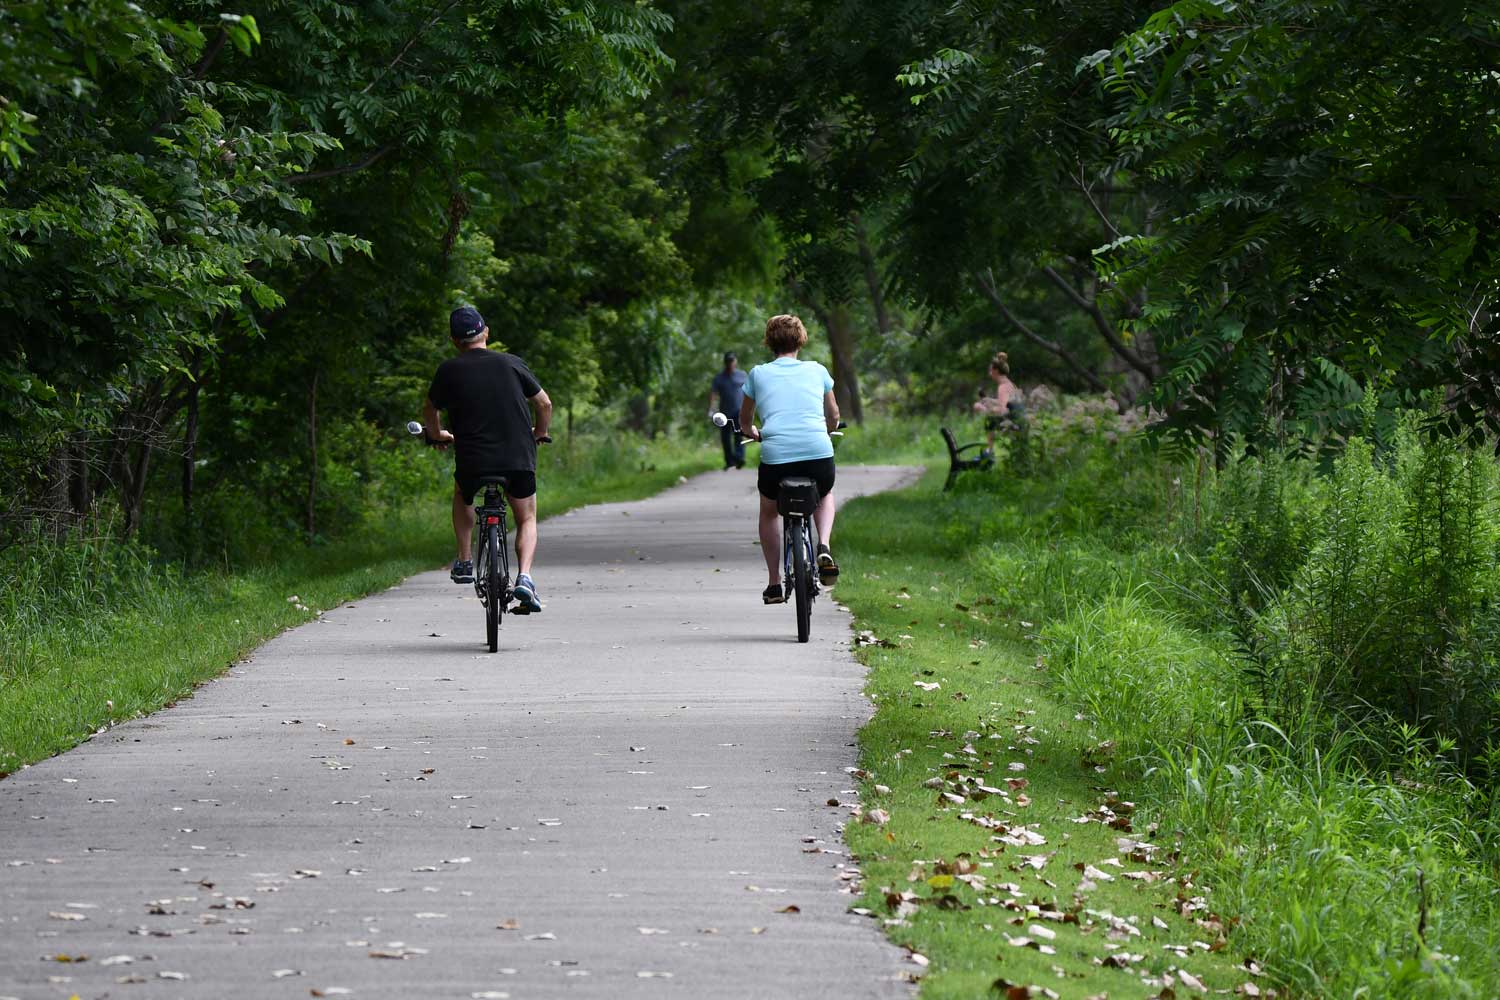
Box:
[777,475,822,643]
[407,421,550,653]
[713,414,843,643]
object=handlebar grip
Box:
[537,435,553,445]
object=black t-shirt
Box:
[428,349,543,473]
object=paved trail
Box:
[1,466,920,1000]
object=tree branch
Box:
[361,0,463,95]
[287,143,397,184]
[1074,165,1122,239]
[192,29,229,80]
[1040,264,1157,380]
[975,269,1110,395]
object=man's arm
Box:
[707,389,718,420]
[823,390,840,433]
[529,388,553,440]
[422,397,453,449]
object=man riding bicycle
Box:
[423,305,552,613]
[738,313,841,604]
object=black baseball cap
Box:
[450,305,485,340]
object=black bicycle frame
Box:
[475,484,510,606]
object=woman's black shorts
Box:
[457,469,536,504]
[757,457,835,501]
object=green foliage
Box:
[864,409,1500,997]
[1093,0,1500,442]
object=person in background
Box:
[739,315,840,604]
[972,350,1025,456]
[708,351,748,469]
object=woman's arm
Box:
[738,395,760,441]
[823,390,840,433]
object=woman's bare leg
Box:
[758,496,781,585]
[814,491,836,549]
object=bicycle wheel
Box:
[485,522,500,652]
[790,518,811,643]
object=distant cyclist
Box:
[422,305,552,613]
[738,314,840,604]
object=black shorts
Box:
[456,469,536,504]
[757,457,835,501]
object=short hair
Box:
[764,314,808,355]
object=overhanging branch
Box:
[975,269,1110,396]
[1040,264,1157,380]
[287,143,397,185]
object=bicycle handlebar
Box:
[712,414,847,442]
[407,420,551,445]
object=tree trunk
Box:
[824,303,864,424]
[306,369,319,543]
[67,434,91,519]
[120,441,153,539]
[182,349,201,519]
[624,393,650,435]
[854,215,891,339]
[44,442,71,531]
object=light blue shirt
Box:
[743,357,835,464]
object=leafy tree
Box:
[1,0,679,543]
[1091,0,1500,444]
[887,0,1166,404]
[0,2,359,533]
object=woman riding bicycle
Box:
[738,314,841,604]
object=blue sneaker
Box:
[512,573,542,614]
[450,559,474,584]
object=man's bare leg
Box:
[509,494,538,577]
[452,485,474,561]
[759,496,781,586]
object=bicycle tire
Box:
[486,522,500,652]
[790,518,812,643]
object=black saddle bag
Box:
[777,477,820,517]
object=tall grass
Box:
[920,392,1500,997]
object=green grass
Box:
[836,468,1253,1000]
[0,433,719,776]
[837,451,1500,999]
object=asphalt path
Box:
[0,465,921,1000]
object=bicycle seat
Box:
[777,477,819,517]
[475,475,510,486]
